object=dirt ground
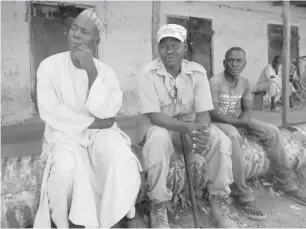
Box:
[166,184,306,228]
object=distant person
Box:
[255,55,296,111]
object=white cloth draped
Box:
[256,64,295,102]
[33,52,142,228]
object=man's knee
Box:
[268,82,280,97]
[142,126,173,169]
[262,123,280,140]
[51,147,77,178]
[208,126,232,156]
[93,130,133,166]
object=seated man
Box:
[138,24,237,228]
[34,8,142,228]
[209,47,306,221]
[255,55,296,111]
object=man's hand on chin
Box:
[74,45,98,84]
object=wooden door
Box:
[167,16,213,78]
[267,24,299,64]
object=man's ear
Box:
[223,59,226,69]
[96,37,100,45]
[184,42,188,52]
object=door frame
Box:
[265,20,300,65]
[165,14,214,77]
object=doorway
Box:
[267,23,299,71]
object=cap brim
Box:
[157,34,184,43]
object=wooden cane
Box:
[180,132,200,228]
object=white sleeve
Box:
[266,65,276,78]
[37,60,95,135]
[85,68,123,119]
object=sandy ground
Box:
[1,102,306,228]
[165,185,306,228]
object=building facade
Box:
[1,1,306,125]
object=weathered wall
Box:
[1,1,306,125]
[95,1,152,115]
[161,1,306,88]
[1,1,33,125]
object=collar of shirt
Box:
[153,58,193,77]
[154,59,193,93]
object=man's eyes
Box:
[70,25,90,35]
[161,44,180,50]
[228,59,242,62]
[81,29,89,34]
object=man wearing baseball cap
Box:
[137,24,237,228]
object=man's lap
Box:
[49,127,137,170]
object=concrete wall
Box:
[1,1,306,125]
[160,1,306,87]
[1,1,33,125]
[96,1,152,115]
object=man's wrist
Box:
[86,67,98,78]
[175,120,190,133]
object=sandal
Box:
[236,201,267,220]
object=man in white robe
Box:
[33,8,142,228]
[255,56,296,111]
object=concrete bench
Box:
[2,120,306,228]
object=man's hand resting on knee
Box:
[186,123,211,154]
[88,118,115,129]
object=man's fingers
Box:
[194,136,210,142]
[74,51,83,59]
[77,44,89,51]
[77,45,93,56]
[192,139,209,148]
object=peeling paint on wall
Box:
[1,1,33,125]
[1,1,306,125]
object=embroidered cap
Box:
[79,8,105,36]
[157,24,187,43]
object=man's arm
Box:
[138,70,190,133]
[37,60,95,135]
[193,71,213,126]
[266,65,277,79]
[238,79,253,121]
[85,67,123,121]
[195,111,211,126]
[74,45,98,90]
[88,118,115,129]
[147,113,190,133]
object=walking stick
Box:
[180,131,200,228]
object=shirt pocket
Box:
[181,89,195,110]
[156,84,173,106]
